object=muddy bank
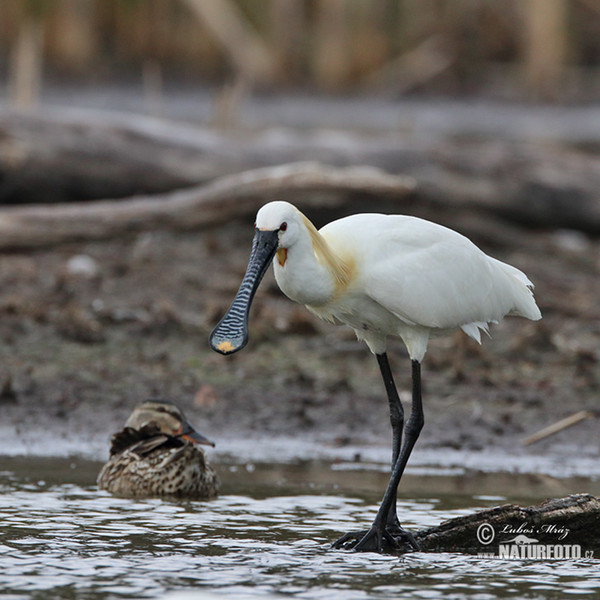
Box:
[0,94,598,471]
[0,207,598,468]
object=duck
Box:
[97,399,219,499]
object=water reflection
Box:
[0,458,597,599]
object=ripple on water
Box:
[0,470,598,599]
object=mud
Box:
[0,208,598,467]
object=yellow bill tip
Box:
[216,340,236,353]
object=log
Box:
[2,109,600,232]
[0,109,223,203]
[0,162,414,250]
[409,493,600,556]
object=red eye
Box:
[280,222,287,231]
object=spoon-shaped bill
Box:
[209,229,279,355]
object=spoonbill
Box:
[210,200,541,553]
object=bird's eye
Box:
[280,222,288,231]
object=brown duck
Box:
[97,399,219,499]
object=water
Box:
[0,457,598,600]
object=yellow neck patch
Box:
[277,248,288,266]
[300,213,354,295]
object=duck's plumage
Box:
[97,400,219,499]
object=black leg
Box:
[356,360,423,552]
[333,359,424,553]
[376,353,403,529]
[376,353,404,468]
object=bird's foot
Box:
[386,521,421,551]
[332,524,420,554]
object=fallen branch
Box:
[409,493,600,555]
[0,161,414,250]
[521,410,595,446]
[2,110,600,233]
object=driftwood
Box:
[0,109,221,202]
[407,493,600,556]
[2,110,600,233]
[522,411,595,446]
[0,162,414,250]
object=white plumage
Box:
[259,201,541,360]
[211,200,541,553]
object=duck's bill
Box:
[180,424,215,447]
[209,229,279,355]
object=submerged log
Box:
[0,162,414,250]
[2,109,600,232]
[409,493,600,556]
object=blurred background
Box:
[2,0,600,113]
[0,0,598,462]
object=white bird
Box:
[210,200,541,553]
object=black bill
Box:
[209,229,279,355]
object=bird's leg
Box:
[356,359,423,552]
[332,352,404,551]
[334,360,424,553]
[376,353,404,531]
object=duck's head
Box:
[125,399,214,446]
[209,201,303,355]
